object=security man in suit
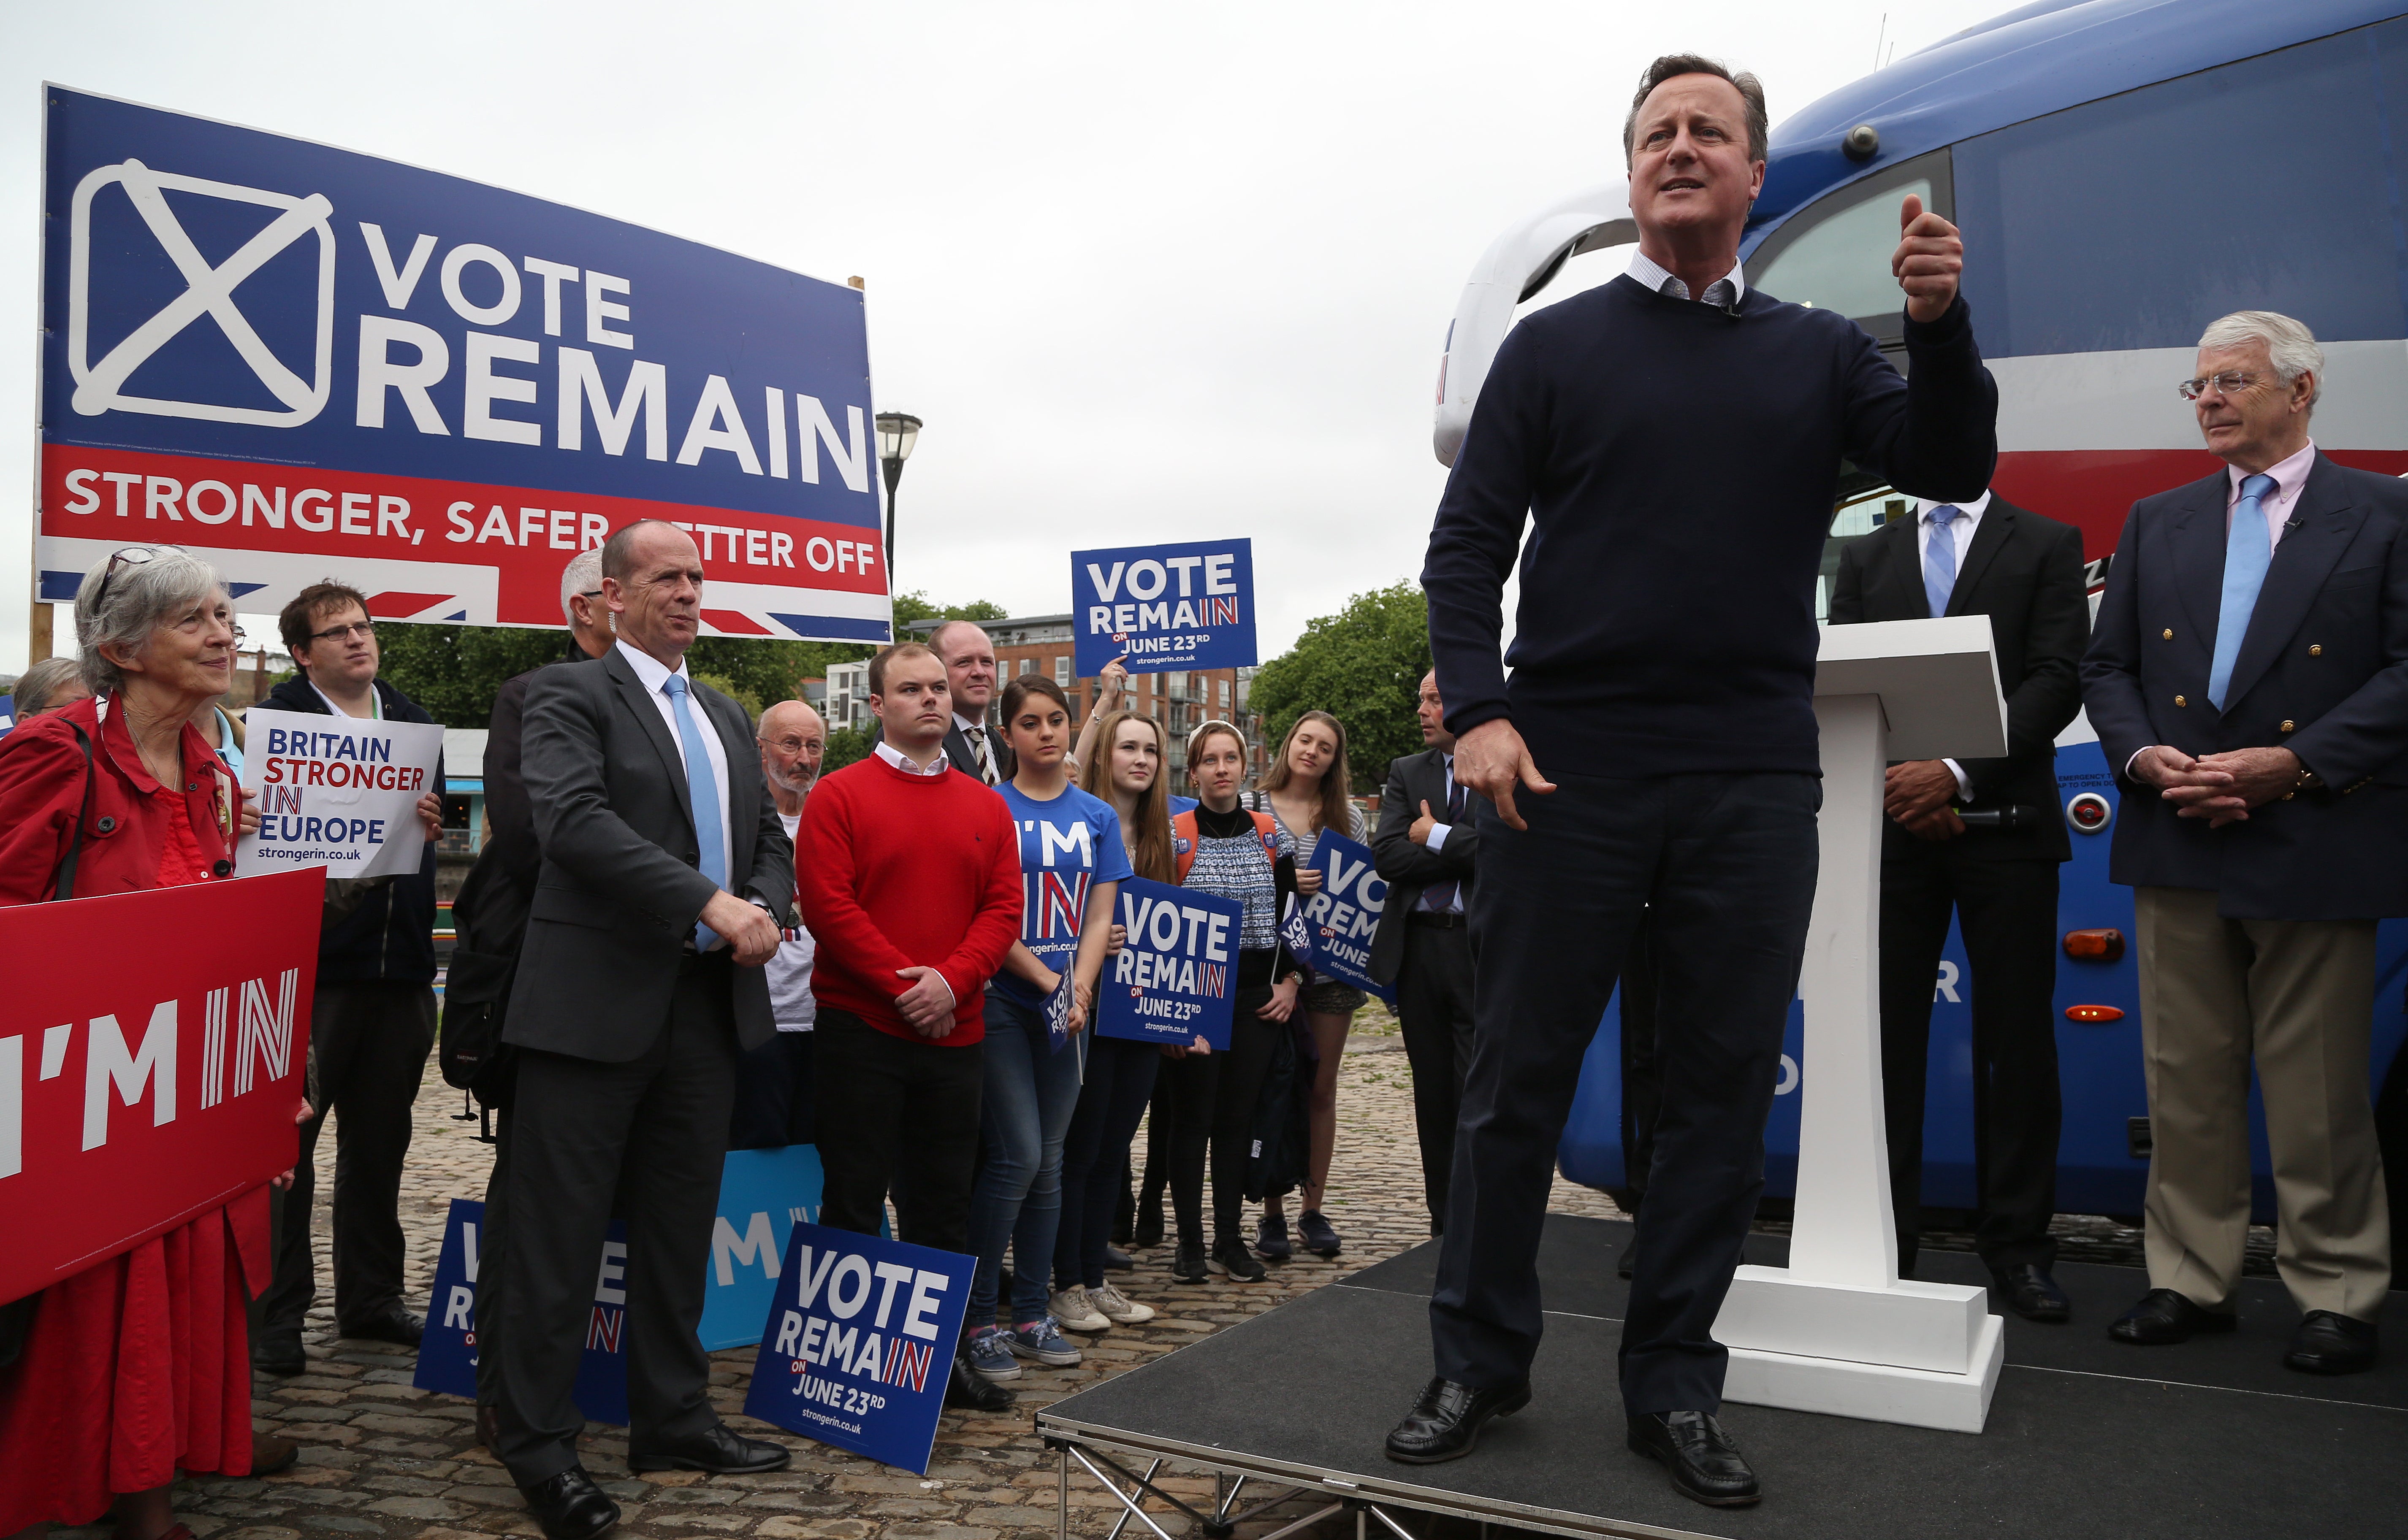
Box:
[485,520,794,1539]
[2083,310,2406,1377]
[1828,487,2088,1320]
[1370,670,1484,1234]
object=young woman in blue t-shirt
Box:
[962,676,1133,1384]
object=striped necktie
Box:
[1923,504,1963,618]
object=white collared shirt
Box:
[873,738,951,777]
[2229,440,2316,555]
[1914,491,1992,579]
[309,679,381,720]
[616,640,734,885]
[1627,249,1746,309]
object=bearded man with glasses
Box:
[252,580,448,1375]
[2081,310,2408,1378]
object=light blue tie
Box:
[662,675,728,949]
[2207,474,2279,711]
[1923,504,1963,618]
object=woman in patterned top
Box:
[1158,721,1305,1285]
[1245,711,1368,1261]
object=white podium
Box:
[1711,615,2011,1433]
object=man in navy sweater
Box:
[1384,55,1997,1506]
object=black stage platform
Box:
[1035,1215,2405,1540]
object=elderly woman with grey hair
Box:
[0,544,301,1540]
[8,655,92,720]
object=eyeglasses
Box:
[92,545,160,609]
[2177,371,2262,401]
[307,620,377,644]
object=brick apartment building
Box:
[822,613,1269,782]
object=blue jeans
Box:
[968,997,1084,1326]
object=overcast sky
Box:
[0,0,2003,673]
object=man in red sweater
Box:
[797,641,1022,1411]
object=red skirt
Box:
[0,1187,270,1529]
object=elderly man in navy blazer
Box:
[2081,310,2406,1378]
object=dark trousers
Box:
[1878,841,2062,1274]
[1393,920,1475,1229]
[812,1009,983,1262]
[1431,771,1819,1416]
[1616,915,1665,1218]
[729,1030,817,1150]
[261,980,435,1337]
[487,960,738,1482]
[1158,984,1279,1246]
[1055,1035,1159,1290]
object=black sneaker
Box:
[1207,1236,1267,1282]
[1171,1240,1209,1283]
[1298,1210,1342,1258]
[944,1350,1017,1411]
[1255,1214,1293,1260]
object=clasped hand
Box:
[2131,744,2301,827]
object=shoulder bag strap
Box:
[51,724,99,902]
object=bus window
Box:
[1749,153,1949,342]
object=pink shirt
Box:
[2228,440,2316,554]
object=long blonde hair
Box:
[1258,710,1353,835]
[1081,710,1175,885]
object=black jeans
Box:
[1054,1035,1160,1290]
[811,1009,983,1260]
[1878,842,2062,1274]
[1393,920,1475,1228]
[262,980,434,1337]
[487,959,738,1482]
[1429,770,1819,1417]
[1157,984,1278,1246]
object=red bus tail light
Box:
[2065,1004,2125,1023]
[2064,928,2126,962]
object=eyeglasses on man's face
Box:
[2177,371,2264,401]
[307,620,377,644]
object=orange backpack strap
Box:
[1249,810,1280,865]
[1172,809,1199,884]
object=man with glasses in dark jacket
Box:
[253,580,446,1374]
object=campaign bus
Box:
[1433,0,2408,1234]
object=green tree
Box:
[823,725,873,773]
[1247,582,1431,796]
[892,590,1009,630]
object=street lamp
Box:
[873,412,921,582]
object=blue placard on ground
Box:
[1298,831,1395,1004]
[416,1198,631,1425]
[743,1222,974,1475]
[699,1143,841,1350]
[1096,877,1241,1051]
[1071,539,1256,676]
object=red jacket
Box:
[796,755,1022,1044]
[0,694,238,907]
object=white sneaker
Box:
[1089,1281,1155,1324]
[1049,1284,1110,1334]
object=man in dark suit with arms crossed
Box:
[1388,54,1997,1507]
[2081,311,2403,1376]
[1828,487,2088,1318]
[485,520,794,1539]
[1369,669,1483,1236]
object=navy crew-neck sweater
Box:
[1423,274,1997,776]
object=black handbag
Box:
[436,844,522,1118]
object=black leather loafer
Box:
[1383,1377,1531,1464]
[339,1302,425,1348]
[1627,1410,1760,1507]
[1990,1264,2072,1323]
[517,1466,620,1540]
[944,1350,1017,1412]
[1104,1245,1135,1272]
[2109,1288,2236,1345]
[629,1421,791,1474]
[2285,1310,2378,1375]
[251,1332,306,1377]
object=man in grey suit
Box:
[485,520,793,1539]
[1369,671,1483,1234]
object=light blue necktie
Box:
[1923,504,1963,618]
[663,674,728,949]
[2207,474,2279,711]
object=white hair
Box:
[73,545,226,696]
[559,547,605,625]
[2198,311,2324,410]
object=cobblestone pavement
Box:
[91,1006,2222,1540]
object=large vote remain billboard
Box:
[37,87,892,643]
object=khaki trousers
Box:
[2134,886,2391,1319]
